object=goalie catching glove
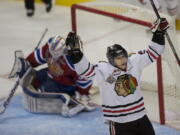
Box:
[151,18,169,34]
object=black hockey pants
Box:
[109,115,155,135]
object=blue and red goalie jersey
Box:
[26,38,92,95]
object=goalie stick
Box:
[149,0,180,66]
[0,28,48,114]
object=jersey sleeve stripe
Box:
[148,50,158,59]
[36,49,46,64]
[76,80,92,86]
[76,80,93,89]
[86,73,96,78]
[39,47,46,62]
[77,77,90,82]
[80,63,90,76]
[146,51,153,62]
[149,46,160,56]
[148,48,159,58]
[34,49,45,64]
[84,65,95,77]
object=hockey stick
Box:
[0,28,48,114]
[34,28,48,50]
[149,0,180,66]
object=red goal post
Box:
[71,3,165,124]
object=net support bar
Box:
[71,4,165,125]
[157,56,165,124]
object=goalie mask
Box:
[49,35,66,59]
[106,44,128,67]
[65,31,83,50]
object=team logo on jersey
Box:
[47,59,64,77]
[114,74,138,97]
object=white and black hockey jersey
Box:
[74,40,164,123]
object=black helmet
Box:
[106,44,128,66]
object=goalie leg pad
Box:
[22,72,94,116]
[23,86,87,117]
[23,89,71,114]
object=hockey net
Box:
[71,0,180,128]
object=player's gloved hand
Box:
[151,18,169,34]
[66,32,84,64]
[75,91,97,111]
[65,31,83,50]
[75,91,90,103]
[17,58,30,78]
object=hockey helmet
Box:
[49,35,66,58]
[106,44,128,66]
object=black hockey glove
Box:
[151,18,169,45]
[151,18,169,34]
[68,48,83,64]
[65,31,83,50]
[66,31,84,64]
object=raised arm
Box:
[65,32,105,83]
[135,18,169,70]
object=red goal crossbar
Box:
[71,4,165,125]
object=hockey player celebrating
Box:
[11,31,96,117]
[72,18,169,135]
